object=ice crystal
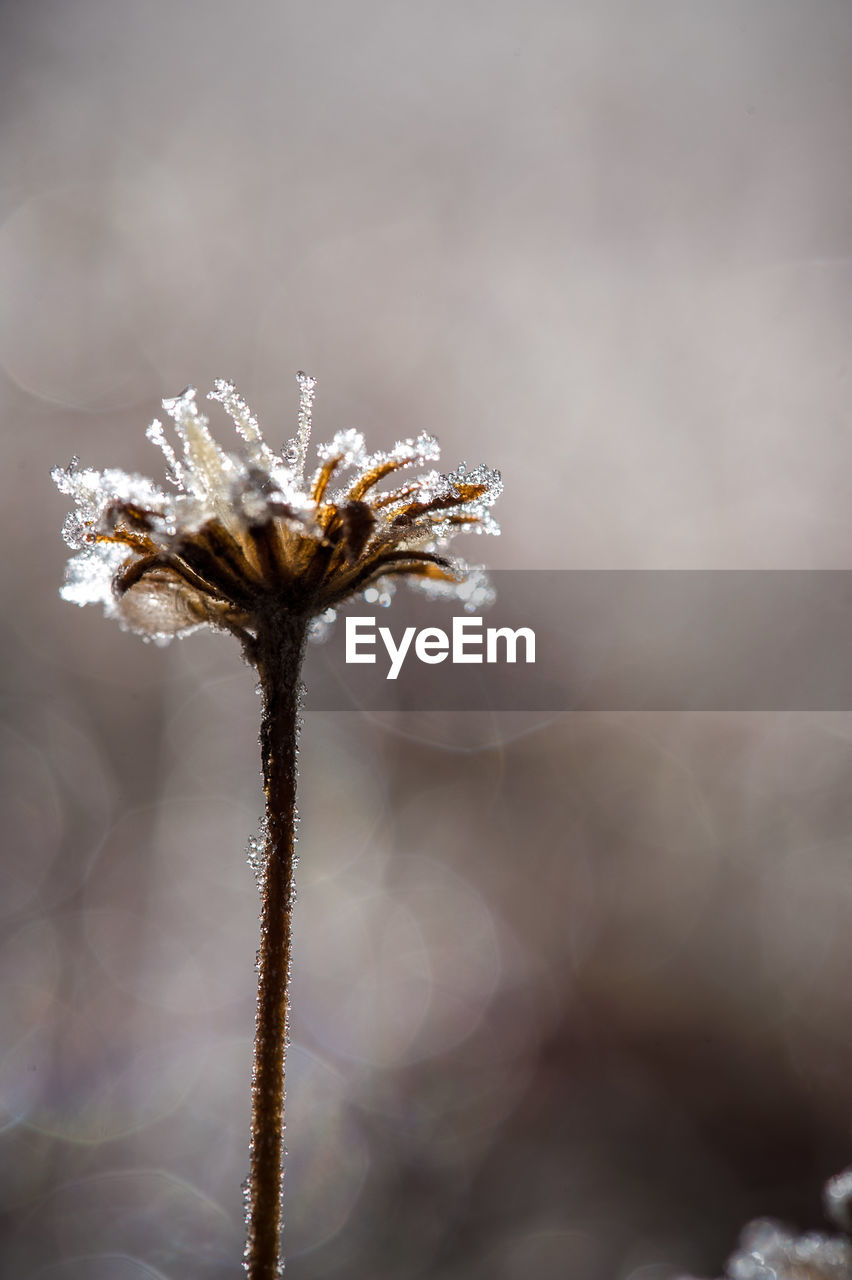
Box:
[246,820,270,887]
[52,373,502,648]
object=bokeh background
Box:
[2,2,852,1277]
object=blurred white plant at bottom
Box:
[680,1169,852,1280]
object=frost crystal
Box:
[52,373,502,646]
[246,820,270,887]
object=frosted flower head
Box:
[52,373,502,650]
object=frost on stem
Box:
[52,373,502,650]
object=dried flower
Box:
[52,372,501,652]
[52,371,502,1280]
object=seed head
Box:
[52,373,502,653]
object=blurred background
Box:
[2,1,852,1276]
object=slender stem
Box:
[246,608,309,1279]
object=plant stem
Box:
[246,609,309,1279]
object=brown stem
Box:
[246,607,309,1279]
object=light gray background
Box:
[2,4,852,1277]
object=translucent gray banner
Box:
[301,571,852,711]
